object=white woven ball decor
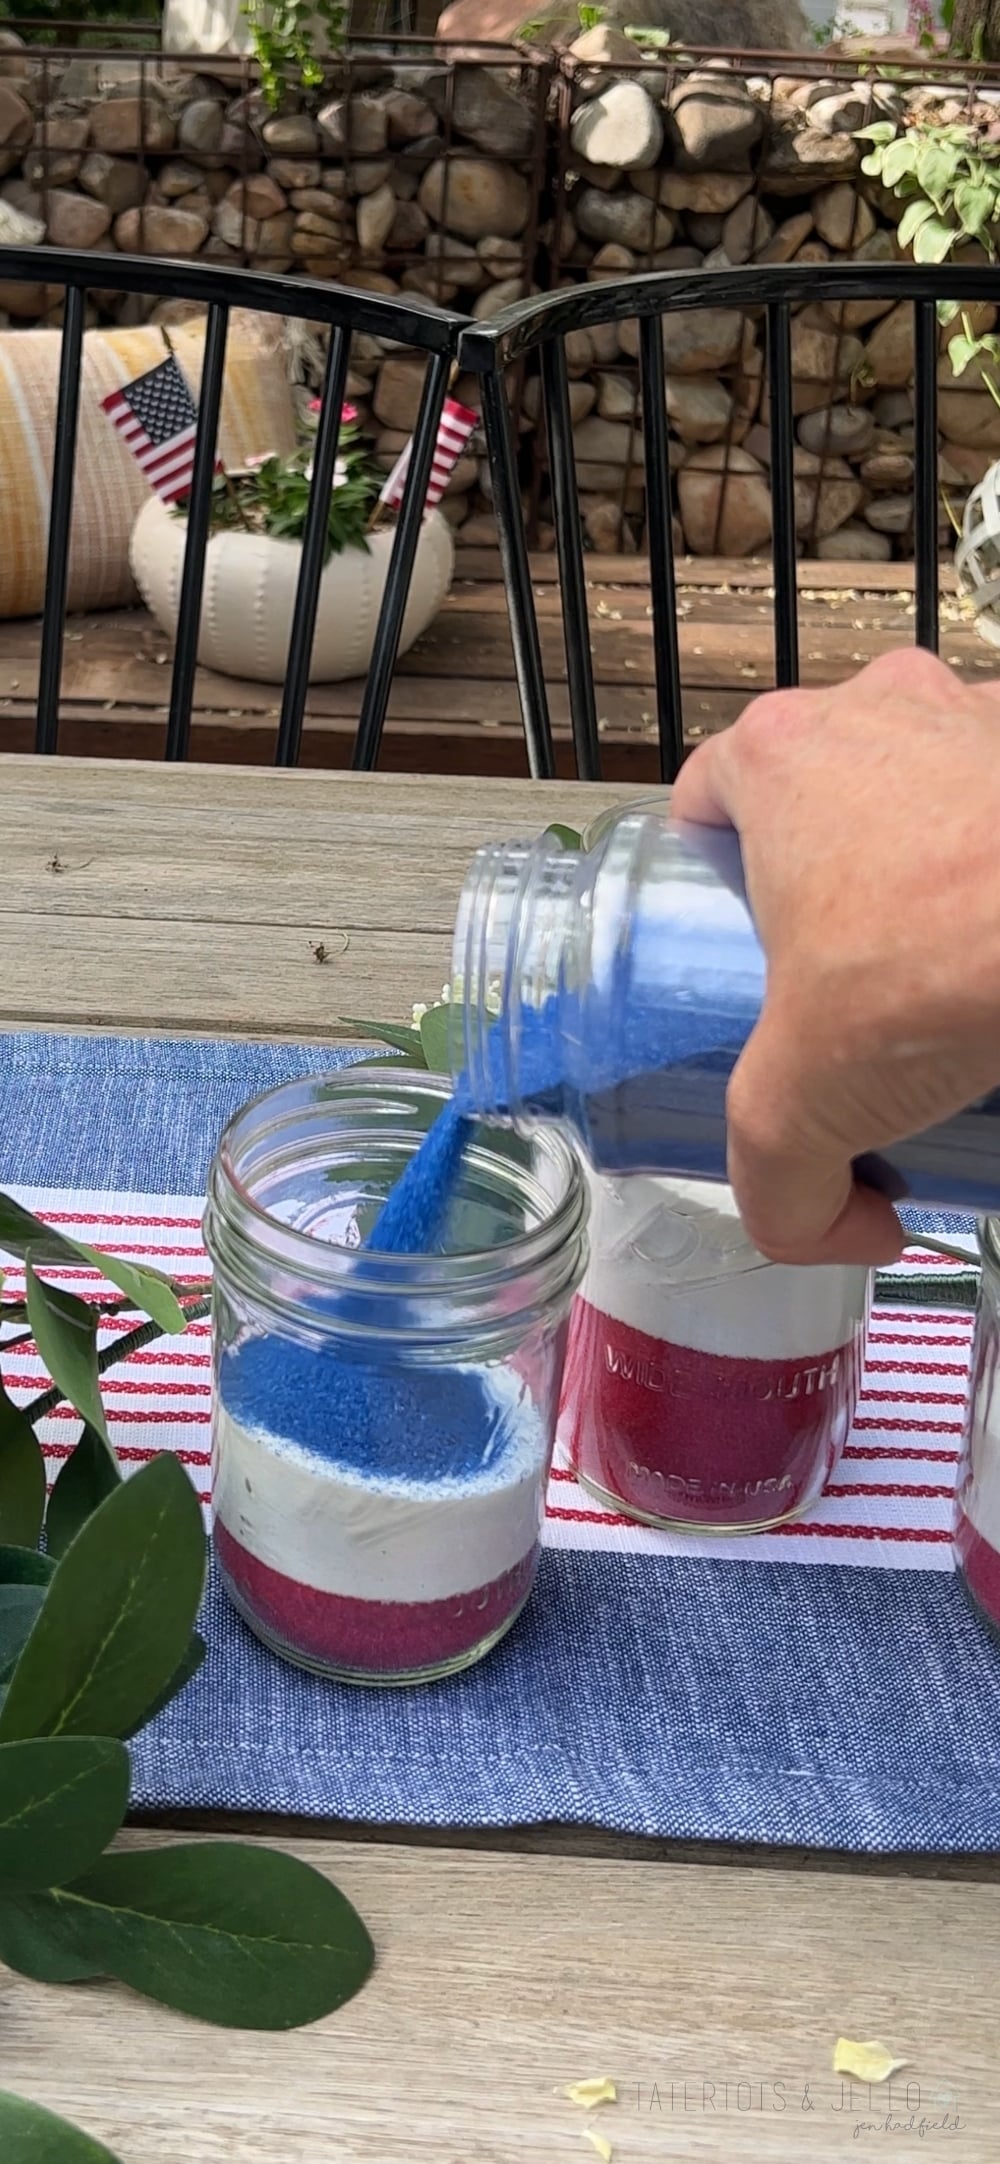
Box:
[956,462,1000,649]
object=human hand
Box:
[671,648,1000,1266]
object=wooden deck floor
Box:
[0,550,986,778]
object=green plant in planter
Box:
[0,1192,373,2162]
[182,405,380,559]
[856,116,1000,264]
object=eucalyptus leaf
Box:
[339,1017,426,1062]
[0,1547,54,1587]
[0,1587,45,1682]
[418,1003,452,1076]
[0,1378,46,1549]
[0,1191,184,1331]
[121,1629,207,1739]
[45,1425,122,1562]
[0,1889,103,1981]
[24,1266,107,1444]
[544,823,583,850]
[42,1842,375,2029]
[0,1737,129,1888]
[855,120,896,144]
[0,2092,123,2163]
[0,1454,206,1744]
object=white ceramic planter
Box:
[129,494,455,683]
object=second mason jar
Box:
[203,1070,588,1685]
[559,1170,870,1534]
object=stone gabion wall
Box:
[1,24,999,558]
[0,32,550,542]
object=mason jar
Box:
[203,1070,588,1685]
[559,1169,870,1534]
[955,1218,1000,1629]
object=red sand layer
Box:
[560,1296,864,1530]
[955,1507,1000,1632]
[214,1517,539,1676]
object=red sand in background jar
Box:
[561,1298,865,1531]
[558,1175,870,1534]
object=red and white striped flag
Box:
[378,396,477,514]
[101,354,222,505]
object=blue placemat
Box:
[2,1028,999,1853]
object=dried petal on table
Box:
[583,2129,613,2162]
[833,2039,908,2084]
[561,2078,617,2110]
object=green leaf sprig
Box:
[0,1190,374,2163]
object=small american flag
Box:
[378,396,478,514]
[101,354,222,505]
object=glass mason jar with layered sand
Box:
[203,1071,588,1685]
[559,1170,870,1534]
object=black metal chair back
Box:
[458,261,993,783]
[0,244,468,768]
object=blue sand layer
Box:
[220,1333,523,1486]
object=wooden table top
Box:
[1,754,996,2163]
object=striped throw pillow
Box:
[0,313,297,619]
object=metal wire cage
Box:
[458,261,1000,785]
[0,243,469,766]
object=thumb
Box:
[725,1025,904,1268]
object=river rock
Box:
[816,521,892,561]
[798,403,875,458]
[387,198,429,250]
[938,346,1000,448]
[807,90,870,134]
[44,189,112,249]
[839,229,897,329]
[721,195,774,264]
[864,493,913,533]
[790,316,863,386]
[793,452,865,538]
[638,169,752,214]
[572,416,643,467]
[666,375,733,444]
[571,81,663,172]
[667,71,762,172]
[864,301,914,388]
[416,67,535,160]
[0,83,31,155]
[860,447,914,489]
[621,305,744,376]
[318,94,388,156]
[568,23,640,95]
[576,185,673,252]
[753,209,813,265]
[595,370,638,422]
[523,373,595,424]
[114,202,208,255]
[374,352,429,431]
[762,125,860,193]
[0,194,43,246]
[418,155,528,238]
[678,443,772,556]
[381,89,437,145]
[811,180,876,250]
[262,113,319,155]
[89,99,175,156]
[357,180,397,255]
